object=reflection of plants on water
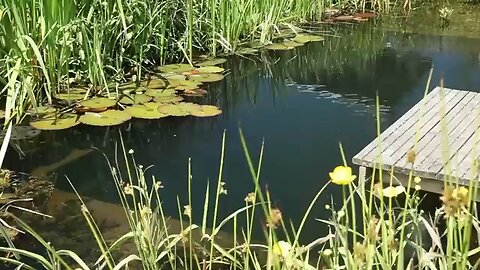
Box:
[205,24,389,114]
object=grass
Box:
[0,0,411,125]
[2,72,480,269]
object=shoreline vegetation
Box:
[2,0,480,269]
[0,0,400,128]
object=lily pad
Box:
[144,89,177,98]
[30,113,80,130]
[177,79,203,87]
[237,48,258,54]
[140,79,170,89]
[181,88,208,97]
[266,43,294,51]
[158,64,194,73]
[190,105,222,117]
[283,40,304,47]
[196,58,227,67]
[195,66,224,74]
[119,94,153,105]
[181,70,201,76]
[118,79,170,91]
[80,97,116,109]
[55,92,87,101]
[157,103,190,117]
[293,35,324,43]
[80,110,131,126]
[179,102,202,113]
[153,96,184,103]
[308,35,325,42]
[188,73,225,83]
[176,85,201,91]
[124,103,168,119]
[160,73,186,80]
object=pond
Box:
[6,23,480,245]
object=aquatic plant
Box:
[0,0,407,124]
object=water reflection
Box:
[6,26,480,243]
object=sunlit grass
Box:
[0,0,407,124]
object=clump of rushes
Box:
[1,0,397,123]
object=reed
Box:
[0,0,405,124]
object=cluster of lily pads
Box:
[29,59,227,131]
[27,33,326,131]
[265,34,324,50]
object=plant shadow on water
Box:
[5,24,480,251]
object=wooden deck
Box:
[353,86,480,194]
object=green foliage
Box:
[0,0,402,124]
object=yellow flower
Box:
[414,176,422,184]
[452,186,468,201]
[381,185,405,198]
[329,166,356,185]
[272,241,291,258]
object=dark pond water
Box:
[6,24,480,244]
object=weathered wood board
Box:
[353,87,480,189]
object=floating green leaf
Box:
[30,113,80,130]
[158,64,194,73]
[179,102,202,113]
[140,79,170,89]
[266,43,293,51]
[55,92,86,101]
[119,94,152,105]
[293,34,324,43]
[153,96,184,103]
[157,103,190,116]
[160,73,186,80]
[118,79,171,91]
[80,97,116,109]
[177,80,203,87]
[196,66,224,73]
[80,110,131,126]
[176,85,200,91]
[144,88,177,98]
[190,105,222,117]
[124,103,168,119]
[196,58,227,67]
[188,73,225,83]
[237,48,258,54]
[181,88,208,97]
[283,40,304,47]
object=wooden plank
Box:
[424,92,480,179]
[459,112,480,182]
[352,87,441,165]
[438,107,480,183]
[394,90,474,178]
[353,87,442,167]
[366,89,458,171]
